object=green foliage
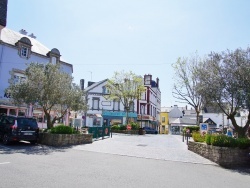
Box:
[111,125,120,131]
[186,126,199,133]
[194,131,250,148]
[6,63,87,129]
[119,125,126,130]
[192,131,206,142]
[50,125,76,134]
[131,122,139,130]
[235,138,250,149]
[205,134,212,145]
[105,70,146,124]
[210,135,237,147]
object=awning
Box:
[95,114,102,117]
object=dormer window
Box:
[47,48,61,64]
[15,37,32,59]
[51,56,57,64]
[21,46,28,57]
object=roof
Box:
[84,79,108,92]
[0,28,66,62]
[170,117,196,125]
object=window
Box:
[102,86,109,94]
[21,46,28,57]
[13,73,26,85]
[16,37,32,59]
[92,98,99,110]
[113,100,120,111]
[51,56,57,64]
[129,101,134,112]
[162,117,165,123]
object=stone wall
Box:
[38,133,93,147]
[188,141,250,167]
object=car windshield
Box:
[17,118,38,128]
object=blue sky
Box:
[6,0,250,107]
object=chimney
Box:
[19,29,28,35]
[0,0,7,27]
[156,77,159,87]
[80,79,84,90]
[28,33,36,39]
[0,0,8,39]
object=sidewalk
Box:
[74,134,216,165]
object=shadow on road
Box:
[225,166,250,175]
[0,141,72,155]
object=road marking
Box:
[0,162,10,165]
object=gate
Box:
[88,125,110,139]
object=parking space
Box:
[73,133,217,165]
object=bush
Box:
[192,131,206,142]
[186,126,200,133]
[111,125,120,131]
[205,134,212,145]
[236,138,250,149]
[131,122,140,130]
[50,125,76,134]
[119,125,126,130]
[210,134,237,147]
[194,132,250,148]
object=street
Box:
[0,134,249,188]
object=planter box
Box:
[111,130,145,135]
[38,133,93,147]
[188,141,250,167]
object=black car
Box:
[0,115,39,145]
[143,126,158,134]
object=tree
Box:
[6,62,87,129]
[196,48,250,137]
[172,53,204,125]
[106,70,145,125]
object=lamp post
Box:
[140,104,143,128]
[139,104,144,135]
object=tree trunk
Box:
[46,114,53,129]
[228,116,249,138]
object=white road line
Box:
[0,162,10,165]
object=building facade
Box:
[81,79,138,127]
[137,74,161,131]
[0,1,73,122]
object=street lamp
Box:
[140,104,143,128]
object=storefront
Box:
[102,110,137,126]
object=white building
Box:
[81,79,138,127]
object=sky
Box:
[6,0,250,108]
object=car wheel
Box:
[3,134,10,145]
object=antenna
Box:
[88,71,92,81]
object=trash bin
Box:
[138,128,144,135]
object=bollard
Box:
[186,132,189,144]
[182,132,184,142]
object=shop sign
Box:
[102,111,137,117]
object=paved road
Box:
[74,133,216,165]
[0,134,250,188]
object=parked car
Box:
[143,126,158,134]
[0,115,39,145]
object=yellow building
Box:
[160,112,169,134]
